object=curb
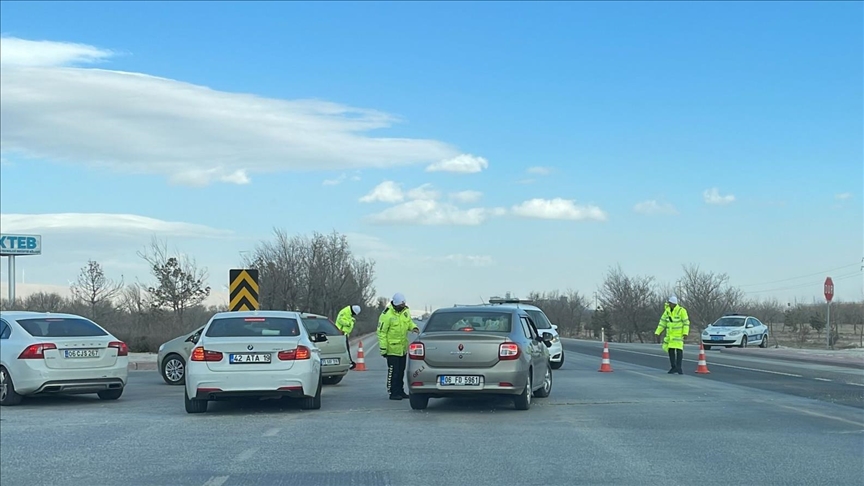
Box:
[720,348,864,370]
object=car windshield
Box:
[17,317,108,337]
[205,317,301,337]
[424,311,512,332]
[711,317,746,327]
[524,309,552,329]
[301,317,341,335]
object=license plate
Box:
[439,375,481,386]
[64,349,99,358]
[229,353,272,364]
[711,336,723,341]
[321,358,340,366]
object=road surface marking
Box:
[814,377,832,382]
[262,427,281,437]
[233,447,258,462]
[772,403,864,428]
[846,382,864,387]
[202,477,229,486]
[599,347,804,378]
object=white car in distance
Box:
[0,311,129,406]
[184,310,327,414]
[701,314,770,350]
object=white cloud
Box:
[633,200,678,216]
[406,183,441,201]
[511,198,608,221]
[366,199,503,226]
[425,154,489,174]
[359,181,405,203]
[426,254,495,267]
[0,37,116,67]
[703,188,735,205]
[0,213,233,238]
[449,190,483,204]
[323,172,362,186]
[835,192,853,200]
[526,166,552,176]
[0,36,485,186]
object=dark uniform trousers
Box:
[385,354,407,396]
[668,348,683,373]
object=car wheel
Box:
[97,388,123,400]
[0,366,23,406]
[550,352,564,370]
[704,344,712,350]
[322,375,344,385]
[409,393,429,410]
[513,371,532,410]
[759,334,768,348]
[533,363,552,398]
[739,336,748,348]
[184,388,208,413]
[161,354,186,385]
[300,375,322,410]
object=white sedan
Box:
[184,310,327,414]
[0,311,129,406]
[701,314,770,350]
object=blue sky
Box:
[1,1,861,310]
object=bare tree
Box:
[70,259,124,319]
[527,289,588,337]
[596,265,658,343]
[23,292,67,312]
[677,264,744,332]
[138,237,211,327]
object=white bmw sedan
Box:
[184,310,327,414]
[0,311,129,406]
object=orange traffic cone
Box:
[598,342,613,372]
[353,340,367,371]
[695,343,710,374]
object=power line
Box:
[736,262,860,288]
[744,271,861,294]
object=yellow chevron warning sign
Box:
[229,269,259,311]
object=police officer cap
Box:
[392,293,406,306]
[351,305,361,314]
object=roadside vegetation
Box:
[1,234,861,352]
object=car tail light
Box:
[411,382,423,386]
[190,346,223,362]
[499,343,520,360]
[108,341,129,356]
[278,345,311,361]
[408,342,425,360]
[18,343,57,359]
[499,382,513,387]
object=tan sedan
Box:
[297,313,352,385]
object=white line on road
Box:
[598,346,805,378]
[846,382,864,387]
[202,477,229,486]
[771,403,864,428]
[262,427,281,437]
[233,447,258,462]
[814,377,832,382]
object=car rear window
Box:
[524,309,552,329]
[17,317,108,337]
[424,311,512,332]
[301,317,341,335]
[205,317,301,337]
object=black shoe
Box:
[668,368,676,374]
[349,362,357,370]
[677,369,684,375]
[389,395,403,400]
[400,392,409,399]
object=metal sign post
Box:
[824,277,834,349]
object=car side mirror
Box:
[541,332,554,347]
[551,324,558,331]
[186,333,199,344]
[310,332,328,343]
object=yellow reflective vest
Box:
[335,306,355,337]
[377,304,418,356]
[655,303,690,350]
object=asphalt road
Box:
[1,338,863,486]
[561,339,864,409]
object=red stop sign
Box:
[824,277,834,302]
